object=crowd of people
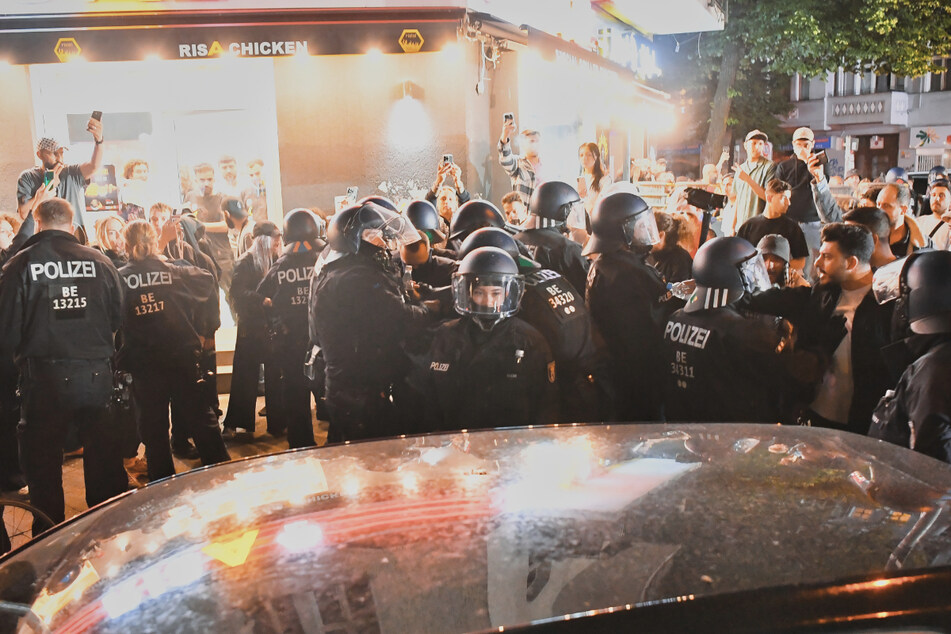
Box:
[1,115,950,546]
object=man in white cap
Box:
[777,126,828,280]
[16,115,104,229]
[730,129,775,235]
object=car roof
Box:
[3,423,951,632]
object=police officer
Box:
[870,250,951,462]
[116,220,230,482]
[223,221,283,438]
[446,200,509,254]
[257,209,325,449]
[663,236,797,423]
[412,247,556,431]
[584,191,677,421]
[310,201,434,442]
[514,181,590,297]
[459,227,610,421]
[405,199,447,250]
[0,198,127,529]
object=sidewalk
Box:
[61,394,328,521]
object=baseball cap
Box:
[36,137,67,153]
[793,127,815,142]
[757,234,791,263]
[221,196,247,220]
[744,129,768,142]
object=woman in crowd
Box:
[119,159,151,221]
[574,142,613,243]
[0,213,21,252]
[648,211,693,283]
[93,215,128,267]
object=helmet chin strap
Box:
[472,314,503,331]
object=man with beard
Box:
[749,223,892,434]
[17,116,104,228]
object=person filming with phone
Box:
[776,127,828,281]
[499,114,543,204]
[17,112,105,230]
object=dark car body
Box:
[2,423,951,633]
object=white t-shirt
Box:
[810,285,870,425]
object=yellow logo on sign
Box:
[208,40,224,56]
[54,38,82,62]
[399,29,424,53]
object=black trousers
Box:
[131,363,230,482]
[223,333,283,433]
[273,343,316,449]
[0,366,22,487]
[325,383,398,444]
[18,358,127,531]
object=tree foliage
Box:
[661,0,951,162]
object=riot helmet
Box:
[357,195,398,212]
[283,208,324,246]
[327,202,420,255]
[905,251,951,334]
[405,199,445,243]
[458,227,540,271]
[928,165,947,185]
[885,167,909,184]
[684,236,771,313]
[581,191,658,256]
[527,181,584,227]
[452,246,525,331]
[449,200,506,242]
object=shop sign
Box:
[912,126,951,149]
[398,29,424,53]
[177,39,309,58]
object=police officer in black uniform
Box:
[584,190,677,421]
[257,209,325,449]
[116,220,230,482]
[413,247,556,431]
[870,250,951,462]
[405,198,453,257]
[514,181,590,297]
[446,200,510,254]
[0,198,127,529]
[663,236,799,423]
[310,202,434,442]
[459,227,610,422]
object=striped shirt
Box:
[498,140,537,205]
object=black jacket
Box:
[257,246,322,348]
[663,305,792,423]
[116,256,216,370]
[749,283,893,434]
[514,227,590,299]
[411,252,456,289]
[229,251,268,334]
[585,248,676,420]
[310,247,431,393]
[0,230,122,365]
[869,337,951,463]
[413,316,556,432]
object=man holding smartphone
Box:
[776,127,828,280]
[17,114,105,230]
[425,156,470,215]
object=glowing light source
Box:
[365,48,383,59]
[276,520,324,553]
[144,53,162,62]
[441,42,462,63]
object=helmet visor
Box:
[872,255,907,305]
[739,252,772,294]
[362,213,421,250]
[564,199,588,230]
[452,272,524,319]
[623,211,660,247]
